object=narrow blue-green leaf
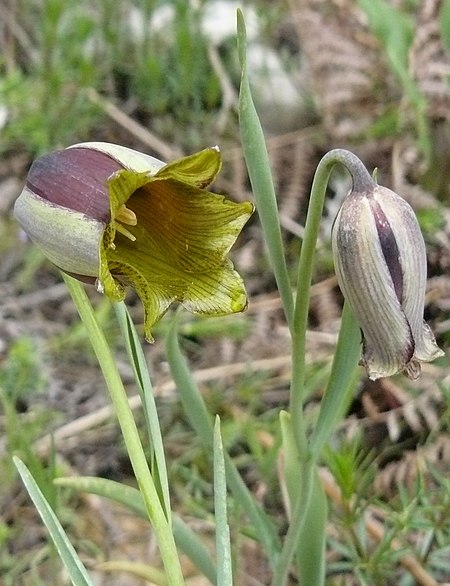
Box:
[14,457,93,586]
[310,302,361,459]
[55,475,217,584]
[114,302,170,520]
[237,9,294,332]
[166,317,212,447]
[165,317,281,565]
[272,417,315,586]
[295,470,327,585]
[214,416,233,586]
[280,412,327,582]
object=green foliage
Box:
[0,338,55,500]
[0,1,102,153]
[14,457,94,586]
[0,337,45,402]
[357,0,430,159]
[324,438,375,507]
[54,475,218,583]
[0,340,82,585]
[439,0,450,53]
[325,454,450,585]
[0,0,223,155]
[416,207,447,239]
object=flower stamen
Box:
[116,204,137,226]
[115,204,137,242]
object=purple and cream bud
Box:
[332,183,443,380]
[14,142,165,280]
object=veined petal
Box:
[372,186,443,365]
[414,322,444,364]
[182,261,248,316]
[107,257,248,341]
[373,187,427,330]
[98,166,253,340]
[329,151,443,380]
[155,146,222,188]
[131,178,253,271]
[332,193,414,379]
[24,147,118,223]
[104,170,254,267]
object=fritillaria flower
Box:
[332,173,444,380]
[14,142,254,340]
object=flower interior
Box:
[99,148,254,341]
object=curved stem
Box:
[276,150,370,586]
[289,149,373,459]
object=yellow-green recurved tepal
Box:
[14,142,254,341]
[332,177,444,380]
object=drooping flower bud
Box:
[332,168,444,380]
[14,142,254,341]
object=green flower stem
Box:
[238,11,369,581]
[63,275,184,585]
[275,150,368,585]
[274,306,360,586]
[290,149,371,458]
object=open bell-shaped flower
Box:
[332,174,444,380]
[14,142,254,341]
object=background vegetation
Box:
[1,0,449,584]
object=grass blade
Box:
[214,416,233,586]
[310,302,361,458]
[165,317,281,566]
[114,302,171,519]
[14,457,93,586]
[55,475,217,585]
[237,8,294,332]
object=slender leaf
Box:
[237,8,294,332]
[310,302,361,459]
[271,418,315,586]
[165,317,281,565]
[214,417,233,586]
[55,475,217,585]
[114,302,170,520]
[281,413,327,583]
[14,457,93,586]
